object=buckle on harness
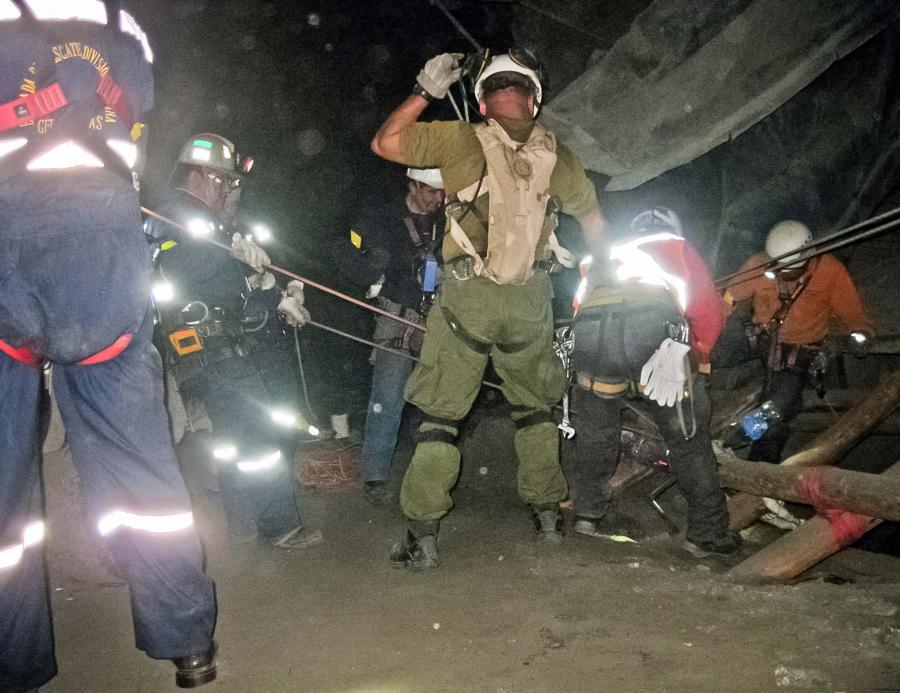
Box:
[169,328,203,356]
[0,83,68,133]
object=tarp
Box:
[541,0,900,191]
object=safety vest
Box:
[571,233,688,396]
[447,119,572,285]
[0,0,153,187]
[573,232,689,316]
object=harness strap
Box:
[512,410,555,430]
[0,83,68,132]
[415,429,458,445]
[575,371,628,397]
[78,332,132,364]
[0,338,43,366]
[440,305,492,354]
[0,332,132,366]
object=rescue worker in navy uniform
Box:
[337,167,444,505]
[150,134,323,550]
[568,209,737,558]
[371,50,609,569]
[0,2,216,689]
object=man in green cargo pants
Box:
[371,49,609,569]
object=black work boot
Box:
[532,506,564,544]
[363,480,396,506]
[682,532,743,559]
[389,522,440,571]
[173,641,217,688]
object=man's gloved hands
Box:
[640,338,691,407]
[231,232,270,273]
[416,53,465,100]
[278,279,311,327]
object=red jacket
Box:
[608,233,723,365]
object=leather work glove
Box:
[231,232,270,273]
[278,279,310,327]
[416,53,465,100]
[640,338,691,407]
[247,271,276,291]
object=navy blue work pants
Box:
[0,174,215,692]
[0,330,217,692]
[179,338,302,539]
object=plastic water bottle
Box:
[740,400,782,441]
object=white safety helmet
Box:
[474,53,543,116]
[630,207,683,238]
[406,167,444,189]
[178,133,241,178]
[765,220,813,268]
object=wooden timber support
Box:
[717,451,900,521]
[726,461,900,584]
[727,366,900,530]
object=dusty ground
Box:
[39,406,900,693]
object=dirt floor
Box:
[39,405,900,693]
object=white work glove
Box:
[416,52,465,100]
[231,232,270,273]
[640,338,691,407]
[278,279,310,327]
[247,271,276,291]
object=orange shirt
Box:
[723,253,873,346]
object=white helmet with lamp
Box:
[765,220,813,268]
[473,50,543,117]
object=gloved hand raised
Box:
[231,232,270,273]
[416,53,465,100]
[278,279,311,327]
[640,338,691,407]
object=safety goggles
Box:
[205,170,241,189]
[481,73,535,96]
[464,46,546,87]
[508,46,542,75]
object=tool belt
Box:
[447,255,559,282]
[575,370,634,398]
[372,296,426,357]
[746,324,820,374]
[167,308,285,368]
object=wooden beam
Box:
[728,366,900,530]
[718,451,900,521]
[726,461,900,584]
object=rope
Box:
[715,206,900,289]
[292,325,318,426]
[306,318,503,392]
[142,207,425,332]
